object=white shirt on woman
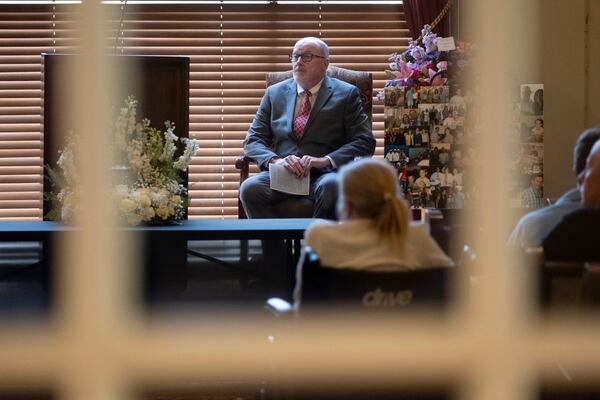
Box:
[303,219,453,271]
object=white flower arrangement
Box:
[46,95,199,225]
[45,131,82,222]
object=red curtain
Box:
[403,0,450,40]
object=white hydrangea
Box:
[49,95,197,225]
[160,121,178,162]
[174,137,199,171]
[60,190,79,223]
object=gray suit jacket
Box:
[243,75,375,171]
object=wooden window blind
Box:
[0,5,79,220]
[0,3,409,220]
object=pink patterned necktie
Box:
[293,91,312,139]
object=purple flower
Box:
[385,24,471,91]
[410,45,427,63]
[423,32,438,53]
[427,50,441,61]
[421,24,432,37]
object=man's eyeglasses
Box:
[289,53,327,63]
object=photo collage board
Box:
[508,84,544,208]
[384,85,474,209]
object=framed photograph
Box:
[404,108,419,125]
[418,103,454,126]
[435,145,452,167]
[384,86,405,108]
[519,83,544,115]
[430,124,455,144]
[404,168,429,207]
[404,86,419,108]
[385,126,405,146]
[402,125,432,147]
[516,172,545,208]
[518,115,544,143]
[431,143,451,151]
[407,146,429,168]
[438,86,450,103]
[384,145,409,165]
[384,106,397,118]
[418,87,433,104]
[384,109,404,145]
[441,106,465,132]
[512,83,544,209]
[449,86,466,105]
[517,143,544,175]
[419,86,450,104]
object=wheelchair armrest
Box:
[265,297,294,317]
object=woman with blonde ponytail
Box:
[301,158,452,271]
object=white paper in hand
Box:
[269,163,310,195]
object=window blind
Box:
[0,3,409,220]
[0,6,79,220]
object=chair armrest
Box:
[265,297,294,317]
[235,155,251,181]
[235,155,251,170]
[235,155,252,219]
[583,262,600,306]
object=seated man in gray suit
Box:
[240,36,376,220]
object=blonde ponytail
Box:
[338,158,410,252]
[373,194,409,249]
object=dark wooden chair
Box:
[582,262,600,306]
[234,66,373,219]
[524,246,600,309]
[423,208,475,263]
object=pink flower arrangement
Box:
[385,25,446,89]
[382,25,472,94]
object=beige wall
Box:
[529,0,600,198]
[540,0,598,198]
[587,0,600,127]
[460,0,600,198]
